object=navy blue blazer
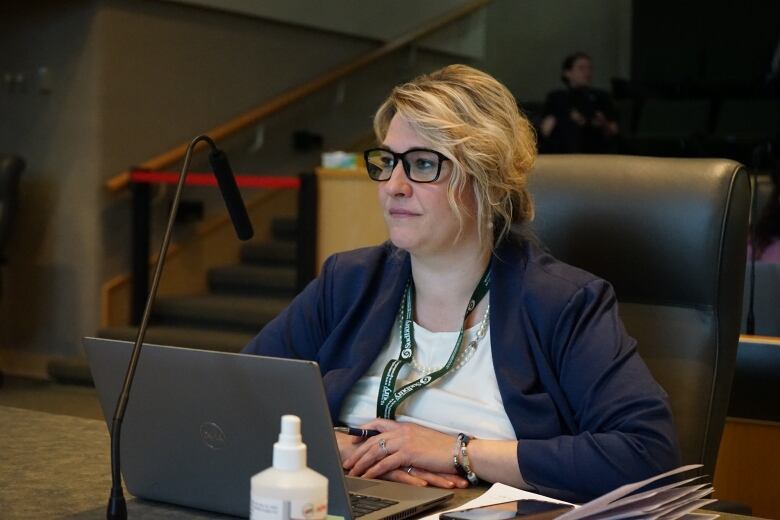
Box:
[243,238,680,502]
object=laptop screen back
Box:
[83,337,353,518]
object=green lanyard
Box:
[376,264,491,419]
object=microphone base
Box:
[107,493,127,520]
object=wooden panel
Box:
[739,334,780,346]
[316,168,387,270]
[713,418,780,519]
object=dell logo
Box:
[200,422,226,450]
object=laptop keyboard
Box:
[349,494,399,517]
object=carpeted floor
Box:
[0,374,103,420]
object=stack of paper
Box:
[556,465,716,520]
[423,465,717,520]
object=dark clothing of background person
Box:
[541,87,618,153]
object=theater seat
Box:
[529,155,750,480]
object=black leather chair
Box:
[529,155,750,480]
[0,154,24,388]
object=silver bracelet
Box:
[452,435,463,474]
[456,433,479,486]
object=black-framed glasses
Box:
[363,147,449,183]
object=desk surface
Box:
[0,406,764,520]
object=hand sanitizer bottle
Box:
[250,415,328,520]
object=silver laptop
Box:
[84,337,453,519]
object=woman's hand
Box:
[592,111,619,136]
[342,419,468,489]
[569,109,586,126]
[335,431,362,462]
[378,467,468,489]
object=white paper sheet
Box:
[417,482,575,520]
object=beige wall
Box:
[159,0,633,102]
[0,1,102,368]
[160,0,487,59]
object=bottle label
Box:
[290,498,328,520]
[250,497,286,520]
[250,497,327,520]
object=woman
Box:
[244,65,679,502]
[539,52,619,153]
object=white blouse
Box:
[339,312,517,440]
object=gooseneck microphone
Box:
[106,135,254,519]
[209,148,254,241]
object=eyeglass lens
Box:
[365,149,442,182]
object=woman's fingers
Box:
[407,468,457,489]
[359,449,407,479]
[357,446,463,490]
[434,472,469,489]
[344,435,384,472]
[347,436,398,476]
[381,468,428,487]
[336,432,364,461]
[376,467,462,489]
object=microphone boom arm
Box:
[107,135,251,519]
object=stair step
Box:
[271,217,297,242]
[98,326,255,353]
[153,295,288,331]
[208,265,297,295]
[241,241,296,265]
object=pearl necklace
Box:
[410,304,490,376]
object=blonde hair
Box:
[373,64,537,247]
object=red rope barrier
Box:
[130,171,300,189]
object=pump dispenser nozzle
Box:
[250,414,328,520]
[273,415,307,470]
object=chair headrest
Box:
[529,154,749,307]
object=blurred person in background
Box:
[540,52,619,153]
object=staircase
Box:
[97,216,299,353]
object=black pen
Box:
[334,426,381,438]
